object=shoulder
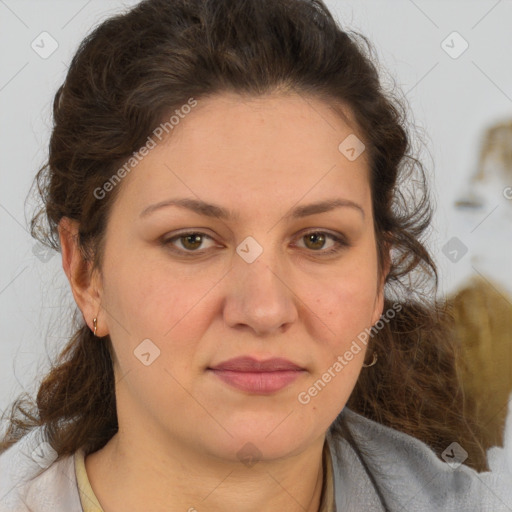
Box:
[328,404,512,511]
[0,428,82,512]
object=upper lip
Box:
[209,356,304,372]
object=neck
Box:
[85,427,326,512]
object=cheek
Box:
[304,266,379,345]
[102,245,197,328]
[101,252,218,366]
[296,275,377,417]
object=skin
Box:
[59,91,390,512]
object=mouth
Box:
[207,356,307,394]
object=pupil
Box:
[184,234,201,249]
[307,233,324,249]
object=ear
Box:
[371,240,392,326]
[58,217,107,336]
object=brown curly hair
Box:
[0,0,488,485]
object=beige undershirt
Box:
[74,440,335,512]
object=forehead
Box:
[114,92,371,220]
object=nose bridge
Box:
[223,236,298,334]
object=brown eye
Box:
[297,231,349,255]
[162,232,216,254]
[179,233,204,251]
[303,232,327,250]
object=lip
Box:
[208,356,306,394]
[210,356,304,372]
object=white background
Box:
[1,0,511,417]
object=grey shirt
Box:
[1,404,511,511]
[331,406,512,511]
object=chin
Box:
[203,418,314,463]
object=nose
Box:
[222,249,299,337]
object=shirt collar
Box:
[319,438,336,512]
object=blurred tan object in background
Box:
[451,117,512,454]
[449,269,512,451]
[475,120,512,181]
[455,119,512,210]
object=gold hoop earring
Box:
[362,351,378,368]
[93,317,98,337]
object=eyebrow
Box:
[139,197,365,221]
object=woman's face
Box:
[95,92,386,462]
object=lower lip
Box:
[208,369,305,393]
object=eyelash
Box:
[161,230,350,257]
